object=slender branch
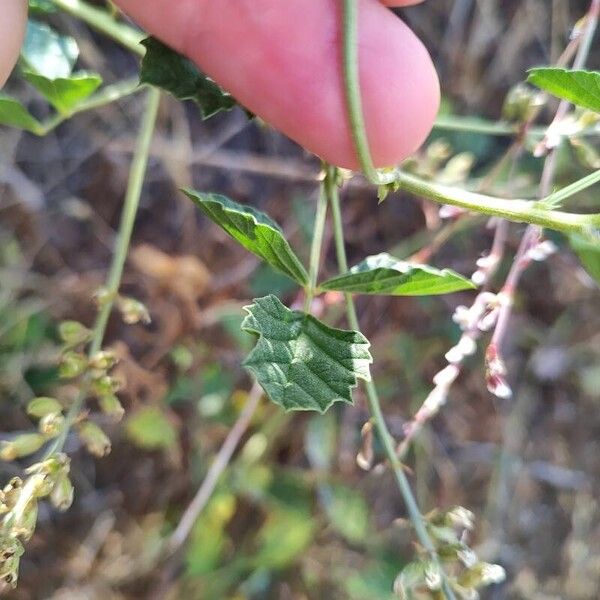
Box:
[52,0,145,56]
[396,171,600,236]
[36,78,143,136]
[325,166,457,600]
[304,182,329,311]
[45,88,161,457]
[166,382,263,555]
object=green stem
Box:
[304,182,329,312]
[52,0,145,56]
[541,168,600,209]
[341,0,600,234]
[396,171,600,235]
[46,88,161,456]
[341,0,391,184]
[325,166,457,600]
[37,78,143,136]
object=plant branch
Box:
[45,87,161,457]
[52,0,145,56]
[36,78,143,136]
[304,180,329,311]
[325,165,457,600]
[166,381,263,555]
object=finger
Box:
[0,0,27,89]
[116,0,439,169]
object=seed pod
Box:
[78,422,111,457]
[91,374,121,397]
[98,394,125,422]
[50,475,74,511]
[58,320,91,347]
[0,434,45,461]
[26,397,63,419]
[38,413,65,438]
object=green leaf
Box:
[241,295,372,413]
[22,20,78,79]
[527,68,600,113]
[28,0,57,14]
[140,37,238,119]
[183,190,309,285]
[22,70,102,114]
[0,95,43,133]
[570,234,600,284]
[320,253,475,296]
[125,406,178,450]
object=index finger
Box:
[116,0,439,169]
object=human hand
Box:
[1,0,439,169]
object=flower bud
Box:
[98,394,125,422]
[117,297,151,325]
[2,478,23,509]
[78,422,111,457]
[89,350,118,372]
[58,320,91,347]
[38,413,65,438]
[50,475,74,511]
[12,499,38,541]
[59,351,88,380]
[0,434,45,461]
[26,397,63,419]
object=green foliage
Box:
[327,485,369,543]
[183,190,309,285]
[242,295,371,413]
[320,253,475,296]
[0,97,43,134]
[570,233,600,284]
[125,406,178,450]
[22,20,79,79]
[140,37,238,119]
[22,71,102,115]
[254,508,315,569]
[528,68,600,113]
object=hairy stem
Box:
[52,0,145,55]
[45,88,161,456]
[325,166,457,600]
[304,182,329,311]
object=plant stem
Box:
[395,171,600,235]
[341,0,391,184]
[304,183,329,311]
[167,381,263,555]
[325,166,457,600]
[46,88,161,456]
[52,0,145,56]
[37,78,143,136]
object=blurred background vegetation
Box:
[1,0,599,598]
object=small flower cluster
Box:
[0,455,73,588]
[394,507,506,599]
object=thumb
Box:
[0,0,27,89]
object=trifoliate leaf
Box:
[22,20,78,79]
[0,96,43,133]
[140,37,239,119]
[320,253,475,296]
[183,190,309,285]
[242,295,372,413]
[22,70,102,114]
[528,68,600,113]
